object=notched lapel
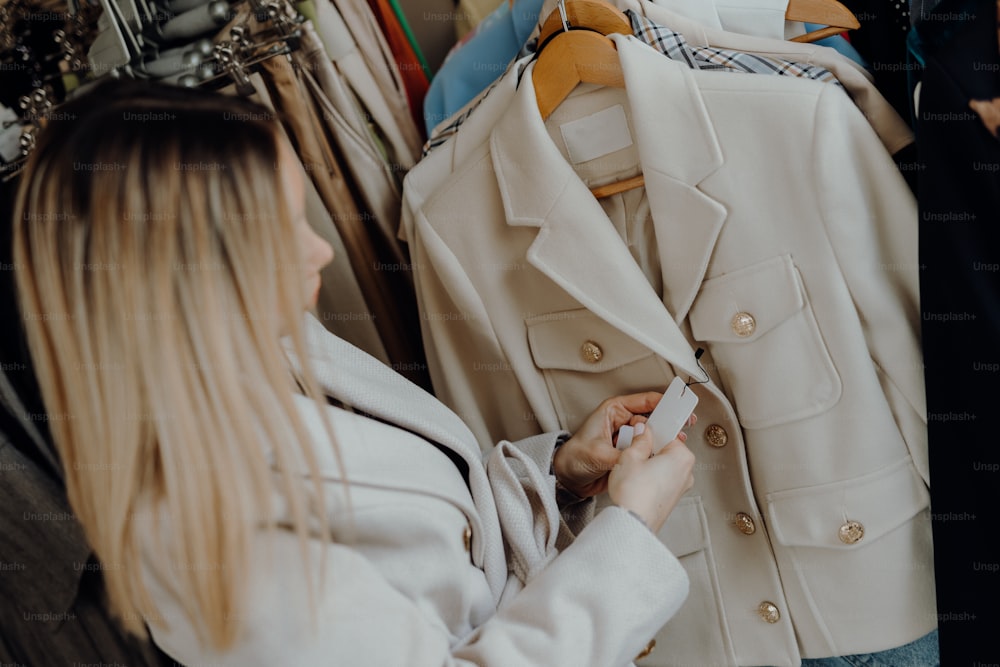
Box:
[646,171,727,323]
[294,315,484,466]
[488,41,730,379]
[613,34,728,323]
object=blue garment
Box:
[422,0,544,133]
[804,23,870,69]
[797,629,939,667]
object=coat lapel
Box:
[614,33,728,323]
[489,37,727,380]
[297,314,483,465]
[292,315,509,597]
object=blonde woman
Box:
[12,81,696,666]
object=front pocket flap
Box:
[657,495,709,558]
[766,458,930,549]
[526,309,653,372]
[689,255,804,344]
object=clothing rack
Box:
[0,0,306,178]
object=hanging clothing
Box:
[711,0,791,39]
[453,0,507,39]
[804,24,870,68]
[422,0,913,159]
[244,70,393,364]
[292,21,409,261]
[838,0,915,122]
[366,0,431,132]
[252,52,428,387]
[628,11,841,83]
[318,0,425,164]
[200,2,430,386]
[423,0,544,132]
[401,33,933,666]
[426,0,806,135]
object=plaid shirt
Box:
[423,11,842,156]
[627,10,842,82]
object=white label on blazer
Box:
[616,424,635,450]
[559,104,633,165]
[646,377,699,454]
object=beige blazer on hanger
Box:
[140,315,689,667]
[402,35,932,666]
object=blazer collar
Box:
[296,315,485,465]
[489,35,726,379]
[292,316,508,591]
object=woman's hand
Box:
[553,392,694,498]
[607,423,696,534]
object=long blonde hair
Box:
[13,81,336,649]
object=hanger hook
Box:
[556,0,570,32]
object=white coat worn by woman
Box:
[11,80,696,666]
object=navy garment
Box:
[912,0,1000,663]
[838,0,914,122]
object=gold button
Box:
[705,424,728,448]
[635,638,656,661]
[838,520,865,544]
[463,524,472,552]
[731,311,756,337]
[758,601,780,624]
[580,340,603,364]
[735,512,756,535]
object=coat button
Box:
[838,520,865,544]
[758,601,780,623]
[705,424,728,447]
[731,311,756,337]
[734,512,756,535]
[634,638,656,660]
[580,340,603,363]
[463,524,472,552]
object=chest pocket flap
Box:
[687,255,841,429]
[526,309,654,373]
[689,255,803,344]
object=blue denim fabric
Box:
[799,629,939,667]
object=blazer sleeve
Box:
[147,508,687,667]
[502,430,596,535]
[813,84,929,486]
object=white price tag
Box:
[646,376,699,454]
[616,424,635,450]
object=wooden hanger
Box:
[533,0,644,199]
[538,0,859,46]
[536,0,633,45]
[785,0,860,42]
